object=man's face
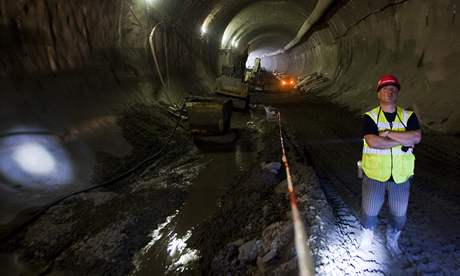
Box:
[378,84,399,104]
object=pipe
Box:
[117,0,124,48]
[163,28,171,93]
[149,23,173,104]
[283,0,335,51]
[260,0,335,59]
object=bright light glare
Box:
[230,37,238,48]
[13,143,55,175]
[0,127,74,187]
[143,213,177,254]
[166,230,199,272]
[200,25,207,35]
[133,212,200,273]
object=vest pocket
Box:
[362,155,380,178]
[402,154,415,176]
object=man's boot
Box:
[359,228,374,249]
[386,226,402,256]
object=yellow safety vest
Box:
[362,106,415,183]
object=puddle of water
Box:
[132,131,260,275]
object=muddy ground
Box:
[1,94,459,275]
[0,103,294,275]
[0,104,201,275]
[189,119,324,275]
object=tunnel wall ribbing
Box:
[0,0,213,146]
[0,0,150,129]
[281,0,460,134]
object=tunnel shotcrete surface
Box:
[1,0,459,275]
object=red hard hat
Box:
[376,75,400,91]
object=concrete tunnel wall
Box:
[267,0,460,134]
[0,0,215,159]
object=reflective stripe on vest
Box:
[362,106,415,183]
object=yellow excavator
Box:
[214,75,249,110]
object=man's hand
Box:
[379,130,390,138]
[365,134,401,149]
[387,130,421,146]
[366,129,422,149]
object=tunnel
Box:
[1,0,459,274]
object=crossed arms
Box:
[364,130,422,149]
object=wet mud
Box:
[1,94,459,275]
[0,104,197,276]
[0,105,283,275]
[189,108,324,275]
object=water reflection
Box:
[0,126,74,187]
[133,114,260,274]
[132,212,200,275]
[166,230,199,272]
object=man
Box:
[360,75,422,256]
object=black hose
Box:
[0,102,187,242]
[0,131,55,138]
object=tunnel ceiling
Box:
[199,0,317,50]
[219,1,310,50]
[246,27,294,51]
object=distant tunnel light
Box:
[144,0,161,6]
[13,143,56,175]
